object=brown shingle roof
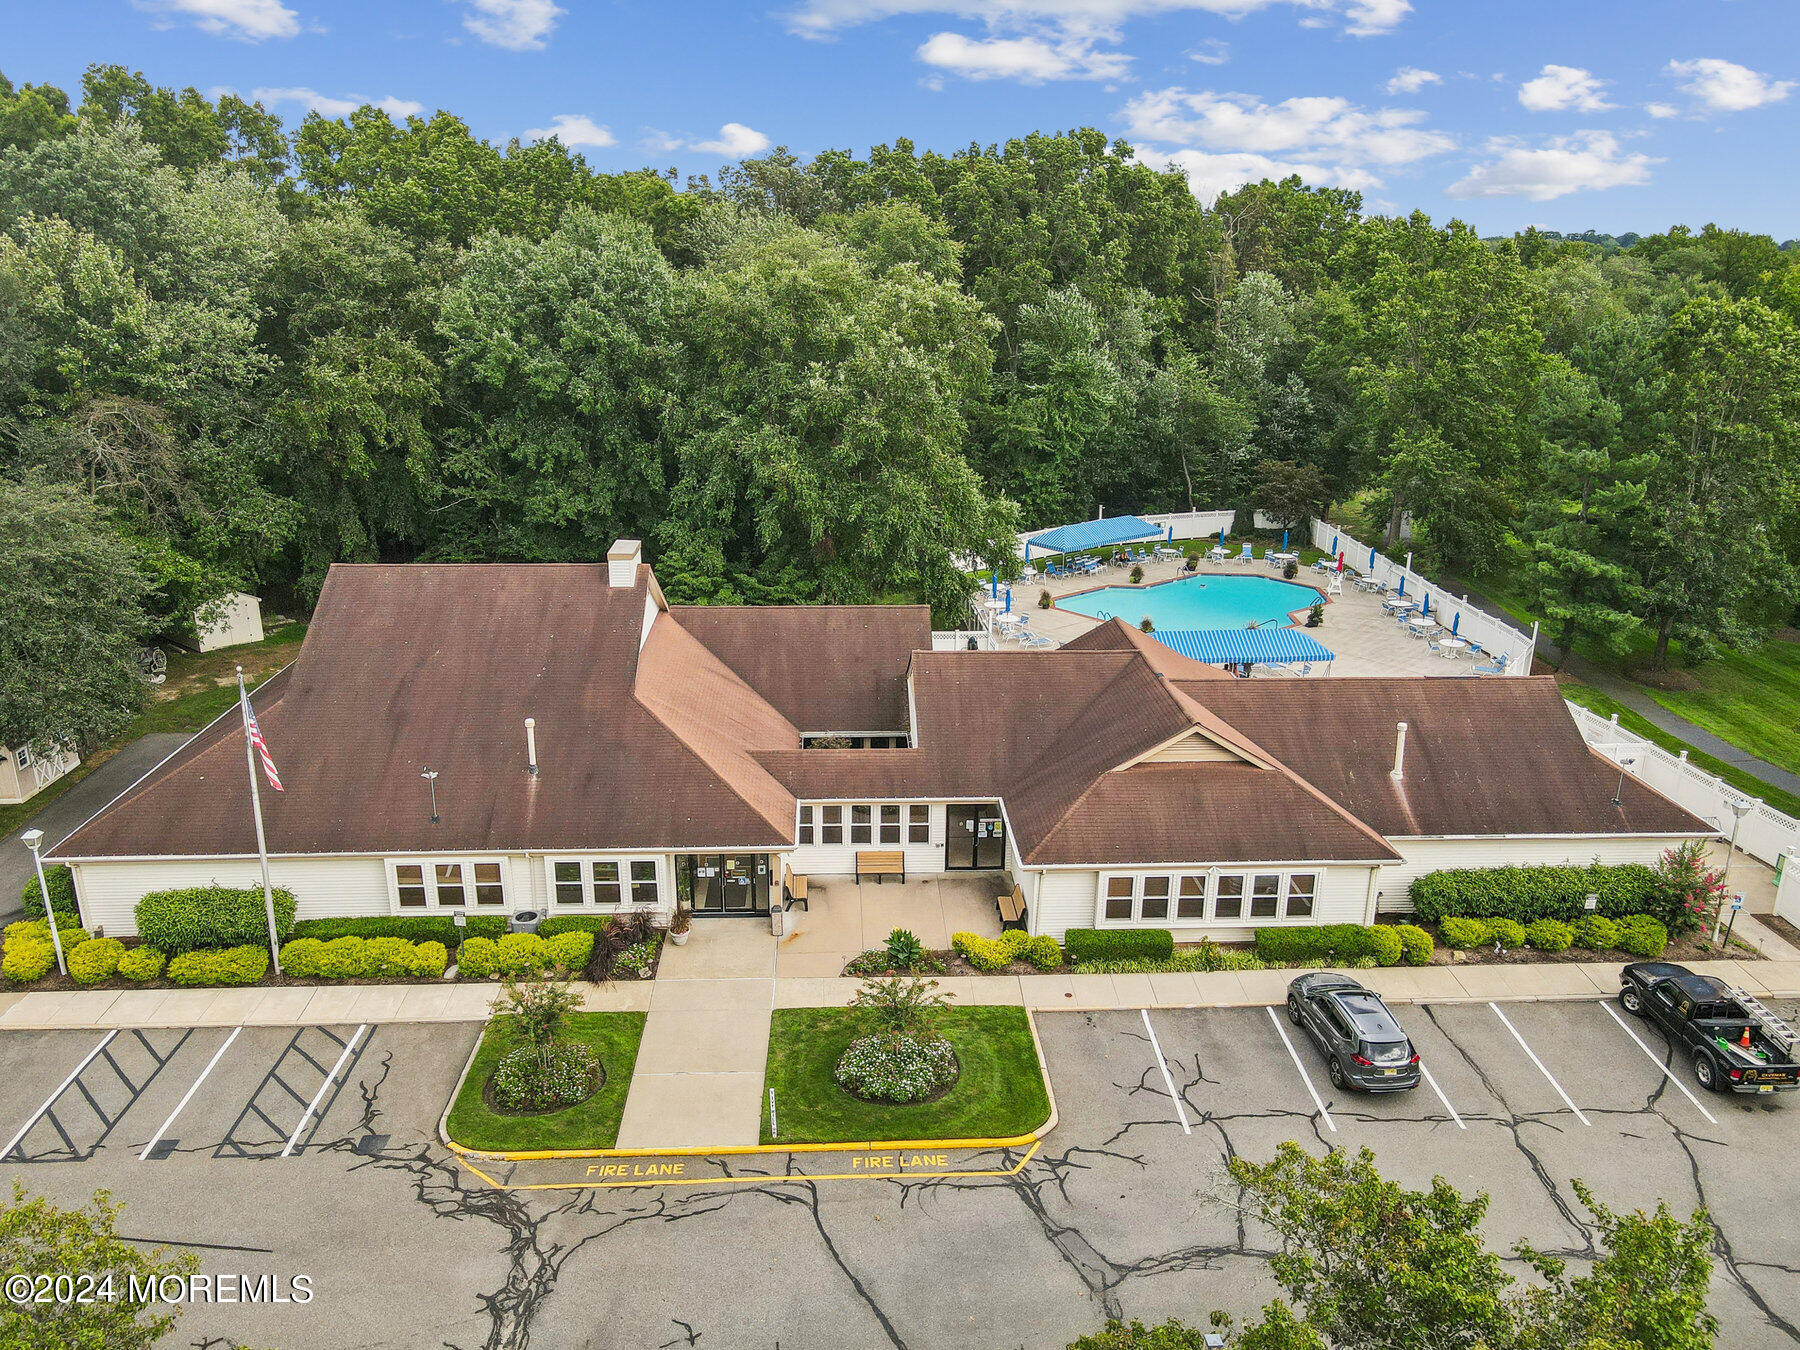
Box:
[1174,676,1712,839]
[669,604,930,733]
[54,565,797,859]
[1059,617,1232,680]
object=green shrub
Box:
[1573,913,1621,951]
[1394,923,1434,966]
[279,937,326,978]
[951,930,1016,972]
[537,915,616,938]
[289,915,505,947]
[317,936,369,979]
[1063,929,1174,964]
[545,930,595,970]
[362,936,418,977]
[1409,863,1660,926]
[1524,918,1574,952]
[495,932,551,976]
[1617,914,1669,959]
[136,886,296,955]
[18,863,76,919]
[117,947,166,982]
[1438,916,1490,950]
[67,937,125,985]
[458,936,498,979]
[1485,918,1527,950]
[1024,934,1063,971]
[167,945,269,987]
[412,940,448,978]
[1253,925,1402,967]
[3,941,55,983]
[5,915,86,945]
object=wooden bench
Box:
[997,885,1028,932]
[783,871,809,912]
[855,850,906,884]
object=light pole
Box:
[1611,753,1638,807]
[421,767,440,824]
[1715,798,1754,943]
[20,829,68,977]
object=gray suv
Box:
[1286,972,1420,1093]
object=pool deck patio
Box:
[995,550,1485,678]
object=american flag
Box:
[242,694,283,792]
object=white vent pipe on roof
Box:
[1391,721,1408,781]
[526,717,539,777]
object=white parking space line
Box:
[140,1027,242,1162]
[1418,1062,1466,1129]
[1140,1009,1191,1135]
[1489,1002,1590,1127]
[281,1025,367,1158]
[1599,1001,1719,1126]
[1,1030,119,1158]
[1266,1006,1336,1133]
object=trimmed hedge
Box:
[1253,924,1404,967]
[1393,924,1434,967]
[1409,863,1660,926]
[1063,929,1174,964]
[1573,913,1621,951]
[5,916,86,945]
[1439,916,1490,950]
[117,947,166,982]
[1024,934,1063,971]
[1525,919,1574,952]
[453,931,591,979]
[136,886,297,955]
[289,915,505,947]
[167,945,269,987]
[538,915,617,938]
[3,941,56,983]
[18,863,76,920]
[1618,915,1669,958]
[68,937,125,985]
[952,930,1031,972]
[279,935,450,980]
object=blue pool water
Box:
[1056,574,1322,629]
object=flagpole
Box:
[238,666,283,976]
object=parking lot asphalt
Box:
[3,997,1799,1349]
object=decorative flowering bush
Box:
[612,940,657,979]
[1651,841,1725,935]
[492,1043,600,1112]
[834,1032,958,1104]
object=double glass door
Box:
[679,853,772,914]
[945,805,1006,870]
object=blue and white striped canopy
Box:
[1024,515,1163,555]
[1152,629,1336,666]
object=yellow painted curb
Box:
[459,1140,1043,1191]
[439,1008,1059,1165]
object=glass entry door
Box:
[679,854,772,914]
[945,805,1006,870]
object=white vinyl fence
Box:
[1566,700,1799,876]
[1311,520,1537,676]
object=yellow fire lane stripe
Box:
[457,1140,1041,1191]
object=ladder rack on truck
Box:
[1730,988,1797,1056]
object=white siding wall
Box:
[1033,870,1099,939]
[1031,864,1375,940]
[1374,836,1700,914]
[71,857,389,936]
[789,803,947,878]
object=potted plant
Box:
[668,903,692,946]
[1129,564,1144,584]
[1284,559,1299,580]
[1307,601,1324,628]
[1184,551,1200,572]
[1038,588,1052,610]
[1139,616,1155,633]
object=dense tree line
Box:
[2,63,1798,756]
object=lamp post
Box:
[20,828,68,977]
[1611,753,1638,807]
[421,767,440,824]
[1715,798,1754,943]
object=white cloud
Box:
[523,114,616,149]
[1644,101,1680,119]
[917,31,1129,81]
[1119,88,1454,168]
[782,0,1407,41]
[134,0,298,41]
[1148,147,1379,205]
[1666,58,1795,112]
[1384,66,1439,94]
[692,123,772,156]
[1188,38,1229,65]
[459,0,563,50]
[1517,64,1613,113]
[253,87,423,119]
[1446,131,1658,201]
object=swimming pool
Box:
[1056,573,1323,630]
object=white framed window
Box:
[908,804,930,844]
[1097,869,1326,926]
[1103,876,1135,921]
[879,804,902,844]
[821,805,843,845]
[850,804,873,844]
[1250,874,1281,919]
[1214,875,1244,920]
[543,857,661,909]
[1285,874,1316,918]
[1176,874,1206,921]
[388,858,507,912]
[798,805,814,845]
[13,745,30,769]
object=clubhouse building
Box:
[52,542,1713,941]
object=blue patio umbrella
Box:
[991,568,998,599]
[1421,593,1430,616]
[1451,612,1460,635]
[1004,587,1012,613]
[1167,523,1174,542]
[1397,576,1406,597]
[1220,526,1227,545]
[1282,529,1289,551]
[1369,546,1377,570]
[1331,533,1339,553]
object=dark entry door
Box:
[945,805,1006,870]
[681,854,771,913]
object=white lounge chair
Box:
[1237,543,1254,564]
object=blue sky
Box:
[6,0,1796,235]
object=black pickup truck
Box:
[1620,962,1800,1094]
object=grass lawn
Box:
[445,1011,646,1152]
[762,1006,1051,1145]
[1561,682,1800,818]
[1642,637,1800,780]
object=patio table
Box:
[1409,615,1439,630]
[1268,551,1298,568]
[1383,597,1416,612]
[1439,636,1468,655]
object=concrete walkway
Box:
[614,918,775,1149]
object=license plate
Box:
[1759,1085,1775,1094]
[1380,1068,1397,1076]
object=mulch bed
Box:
[1432,929,1760,966]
